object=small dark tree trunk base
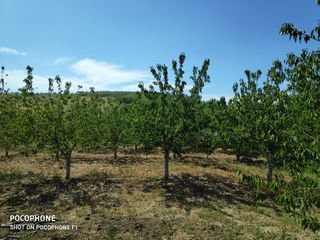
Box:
[164,149,169,182]
[113,148,117,160]
[55,152,60,161]
[236,153,241,162]
[134,144,138,153]
[66,154,71,180]
[267,162,273,184]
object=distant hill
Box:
[8,90,139,104]
[78,90,138,104]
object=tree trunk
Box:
[134,144,138,153]
[5,149,8,157]
[66,153,71,180]
[267,162,273,184]
[173,151,182,160]
[113,147,117,160]
[164,149,169,181]
[55,151,60,161]
[236,152,241,162]
[55,152,63,169]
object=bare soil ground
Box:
[0,149,318,239]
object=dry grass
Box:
[0,149,318,239]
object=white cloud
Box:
[4,69,142,93]
[53,57,74,65]
[0,47,27,56]
[4,67,229,100]
[4,70,91,93]
[4,59,152,93]
[5,69,49,92]
[70,59,151,87]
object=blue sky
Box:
[0,0,319,99]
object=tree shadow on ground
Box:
[0,155,15,161]
[73,155,148,165]
[2,171,121,210]
[235,157,266,168]
[96,217,166,240]
[142,172,281,214]
[72,155,108,165]
[173,156,231,172]
[108,156,147,165]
